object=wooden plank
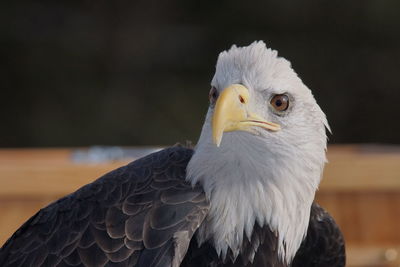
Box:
[1,145,400,198]
[346,245,400,267]
[0,162,128,197]
[0,148,130,197]
[316,192,400,246]
[320,145,400,192]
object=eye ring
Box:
[270,94,290,112]
[209,86,219,106]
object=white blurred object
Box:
[71,146,163,163]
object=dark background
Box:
[1,0,399,147]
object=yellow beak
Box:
[212,84,280,146]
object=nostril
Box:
[239,95,245,104]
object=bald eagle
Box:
[0,41,345,267]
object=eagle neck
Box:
[186,131,325,264]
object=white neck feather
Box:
[186,125,326,264]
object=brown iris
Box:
[209,86,219,105]
[270,94,289,111]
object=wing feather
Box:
[0,146,209,267]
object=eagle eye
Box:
[209,86,219,106]
[270,94,289,112]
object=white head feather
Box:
[186,41,329,264]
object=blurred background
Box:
[1,1,400,266]
[1,0,400,147]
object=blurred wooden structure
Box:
[0,145,399,266]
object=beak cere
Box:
[212,84,281,146]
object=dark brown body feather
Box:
[181,204,345,267]
[0,147,345,267]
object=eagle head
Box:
[187,41,329,263]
